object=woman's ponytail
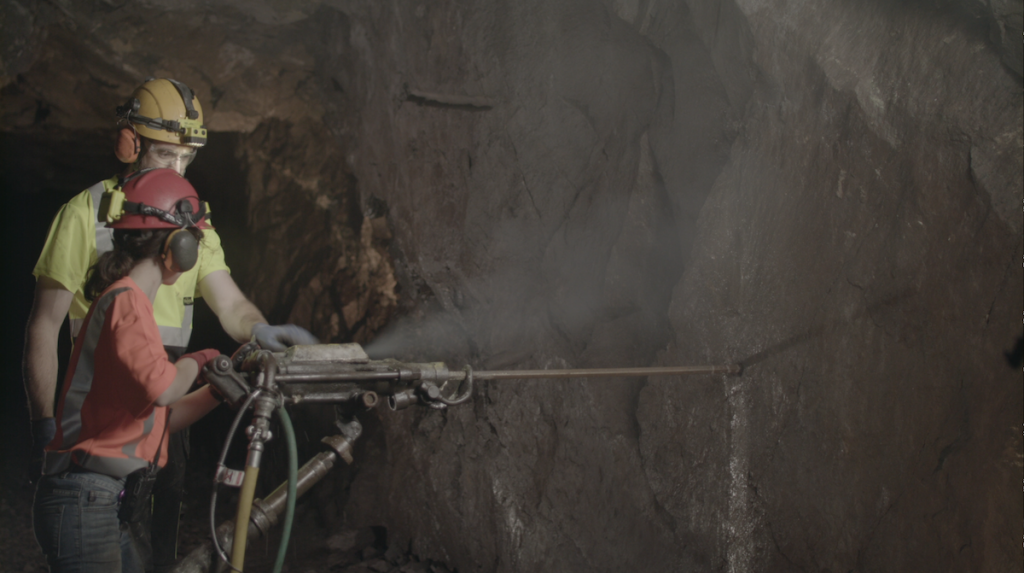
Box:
[84,229,174,301]
[84,249,134,301]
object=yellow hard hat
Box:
[115,78,208,147]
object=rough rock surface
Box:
[641,2,1023,571]
[2,1,1020,572]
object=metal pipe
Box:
[274,363,443,381]
[281,386,363,404]
[250,449,339,537]
[173,438,348,573]
[275,370,401,382]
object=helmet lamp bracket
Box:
[98,188,127,224]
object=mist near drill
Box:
[363,158,687,371]
[363,262,615,366]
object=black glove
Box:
[251,323,319,351]
[32,418,56,455]
[29,418,56,480]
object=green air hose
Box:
[272,406,298,573]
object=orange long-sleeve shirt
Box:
[44,276,177,477]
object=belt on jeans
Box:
[61,465,126,489]
[39,467,126,501]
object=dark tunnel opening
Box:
[1,130,252,455]
[1,127,388,570]
[0,130,247,486]
[0,130,120,466]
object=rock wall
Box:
[2,0,1020,571]
[330,1,1022,571]
[642,2,1023,571]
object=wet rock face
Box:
[3,1,1021,572]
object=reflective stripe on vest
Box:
[88,180,114,257]
[68,181,111,340]
[121,408,158,459]
[70,180,195,351]
[71,409,159,478]
[70,306,192,356]
[159,300,194,352]
[44,287,156,478]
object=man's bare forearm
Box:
[23,278,74,420]
[221,297,267,343]
[198,270,268,343]
[198,270,318,350]
[23,319,61,419]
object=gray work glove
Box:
[251,323,319,351]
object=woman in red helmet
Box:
[33,169,224,573]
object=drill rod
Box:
[457,364,742,380]
[272,364,741,384]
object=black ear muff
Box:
[163,229,199,273]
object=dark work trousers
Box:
[130,429,188,573]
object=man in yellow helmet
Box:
[23,77,317,572]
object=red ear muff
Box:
[162,229,199,273]
[115,127,141,163]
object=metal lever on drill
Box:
[202,354,251,408]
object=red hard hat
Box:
[107,168,209,230]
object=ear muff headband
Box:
[163,229,199,273]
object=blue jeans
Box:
[33,470,143,573]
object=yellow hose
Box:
[231,466,260,570]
